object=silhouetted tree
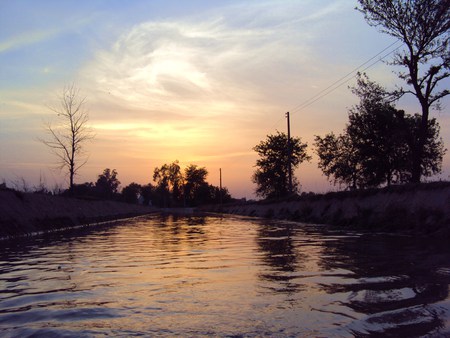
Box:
[192,182,212,206]
[210,185,232,204]
[357,0,450,182]
[349,74,445,185]
[151,161,234,207]
[252,131,310,199]
[404,114,446,178]
[153,160,184,206]
[140,183,155,206]
[121,182,141,204]
[315,74,445,189]
[347,74,411,186]
[40,84,94,191]
[68,182,95,197]
[95,168,120,200]
[184,164,208,205]
[314,132,364,190]
[347,108,411,186]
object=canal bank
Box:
[0,190,156,238]
[204,182,450,235]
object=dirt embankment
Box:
[0,190,156,238]
[206,183,450,235]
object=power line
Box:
[266,39,404,134]
[289,39,403,115]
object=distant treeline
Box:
[67,163,232,207]
[1,162,233,208]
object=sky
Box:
[1,0,449,199]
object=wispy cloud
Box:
[0,29,58,53]
[82,1,345,122]
[0,12,96,54]
[76,1,356,186]
[5,0,403,196]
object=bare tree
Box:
[357,0,450,182]
[40,84,94,191]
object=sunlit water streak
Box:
[1,214,449,337]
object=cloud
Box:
[69,0,387,195]
[7,0,438,197]
[75,1,359,185]
[0,10,97,54]
[0,29,58,53]
[82,1,348,120]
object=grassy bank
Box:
[204,182,450,235]
[0,190,156,238]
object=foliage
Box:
[95,168,120,199]
[118,182,157,205]
[152,161,233,207]
[252,131,311,199]
[188,184,232,206]
[347,106,411,186]
[357,0,450,182]
[40,84,94,191]
[184,164,208,205]
[314,132,363,189]
[68,182,95,198]
[21,161,231,207]
[153,161,184,206]
[121,182,142,204]
[346,74,411,186]
[315,74,445,189]
[140,183,154,206]
[210,185,232,204]
[405,113,446,177]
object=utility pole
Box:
[219,168,223,205]
[286,112,293,194]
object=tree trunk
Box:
[411,105,429,183]
[69,165,74,193]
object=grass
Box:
[215,180,450,234]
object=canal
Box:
[1,214,449,337]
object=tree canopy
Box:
[95,168,121,199]
[252,131,310,199]
[153,161,184,206]
[357,0,450,182]
[184,164,208,206]
[121,182,142,204]
[314,132,363,190]
[315,74,445,189]
[153,161,231,207]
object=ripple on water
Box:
[0,214,449,337]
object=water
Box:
[1,214,449,337]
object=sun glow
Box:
[2,1,449,199]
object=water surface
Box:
[1,214,449,337]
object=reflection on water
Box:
[1,214,449,337]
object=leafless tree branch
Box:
[40,84,95,191]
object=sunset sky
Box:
[1,0,449,199]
